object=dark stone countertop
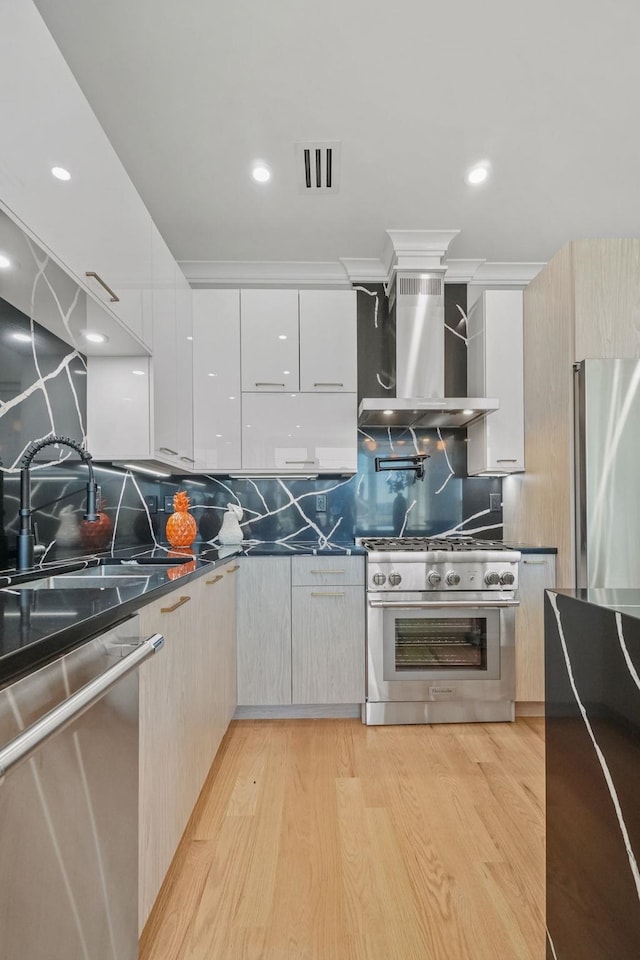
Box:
[0,543,241,688]
[549,586,640,622]
[504,543,558,554]
[238,540,366,557]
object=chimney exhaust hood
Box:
[358,230,499,430]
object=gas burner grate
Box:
[361,536,512,553]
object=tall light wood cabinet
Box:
[503,239,640,587]
[137,561,237,934]
[515,553,557,707]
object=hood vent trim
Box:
[358,397,499,430]
[397,276,442,296]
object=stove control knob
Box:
[500,571,515,585]
[388,572,402,587]
[372,573,386,586]
[446,571,461,586]
[427,571,442,586]
[484,571,501,586]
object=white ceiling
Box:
[33,0,640,282]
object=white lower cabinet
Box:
[237,556,365,706]
[515,553,557,704]
[236,558,292,705]
[241,392,358,473]
[137,561,237,933]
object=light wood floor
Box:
[140,718,545,960]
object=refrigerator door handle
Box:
[0,633,164,781]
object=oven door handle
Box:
[368,599,520,609]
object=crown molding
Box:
[180,259,351,288]
[179,242,546,290]
[339,258,388,284]
[466,261,545,285]
[383,229,460,275]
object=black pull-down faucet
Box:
[17,435,99,571]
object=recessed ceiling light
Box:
[84,332,108,344]
[207,372,217,377]
[283,370,290,375]
[13,332,32,343]
[278,334,287,340]
[51,166,71,181]
[215,434,222,438]
[0,254,11,269]
[132,369,145,376]
[252,164,271,183]
[465,163,490,185]
[228,395,236,400]
[186,336,193,341]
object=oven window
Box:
[394,616,487,671]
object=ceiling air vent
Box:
[397,276,443,296]
[295,141,341,194]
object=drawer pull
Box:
[159,446,178,456]
[314,382,343,387]
[255,382,285,387]
[523,559,549,565]
[285,460,316,465]
[180,455,195,463]
[226,564,240,573]
[310,569,344,575]
[311,591,345,597]
[161,595,191,613]
[496,459,518,463]
[85,271,119,302]
[206,575,224,585]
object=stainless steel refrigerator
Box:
[574,358,640,588]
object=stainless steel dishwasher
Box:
[0,614,164,960]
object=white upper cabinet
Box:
[240,290,299,391]
[192,290,242,472]
[0,0,152,348]
[466,290,525,476]
[150,225,194,468]
[299,290,357,392]
[86,356,152,462]
[241,393,357,473]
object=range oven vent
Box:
[295,141,341,193]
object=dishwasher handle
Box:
[368,600,520,609]
[0,633,164,782]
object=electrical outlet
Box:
[316,494,327,512]
[164,495,174,513]
[144,495,157,514]
[489,493,501,511]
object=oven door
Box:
[366,592,518,703]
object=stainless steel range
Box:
[360,537,521,725]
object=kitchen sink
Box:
[11,574,152,590]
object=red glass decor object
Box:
[80,499,113,550]
[166,491,197,548]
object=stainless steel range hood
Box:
[358,270,498,429]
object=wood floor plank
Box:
[140,718,545,960]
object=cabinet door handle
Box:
[496,459,518,463]
[314,382,343,387]
[85,271,119,302]
[206,575,224,585]
[310,569,344,575]
[311,591,345,597]
[523,559,549,565]
[180,456,195,463]
[159,446,178,456]
[226,564,240,573]
[161,595,191,613]
[285,460,316,465]
[255,382,285,387]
